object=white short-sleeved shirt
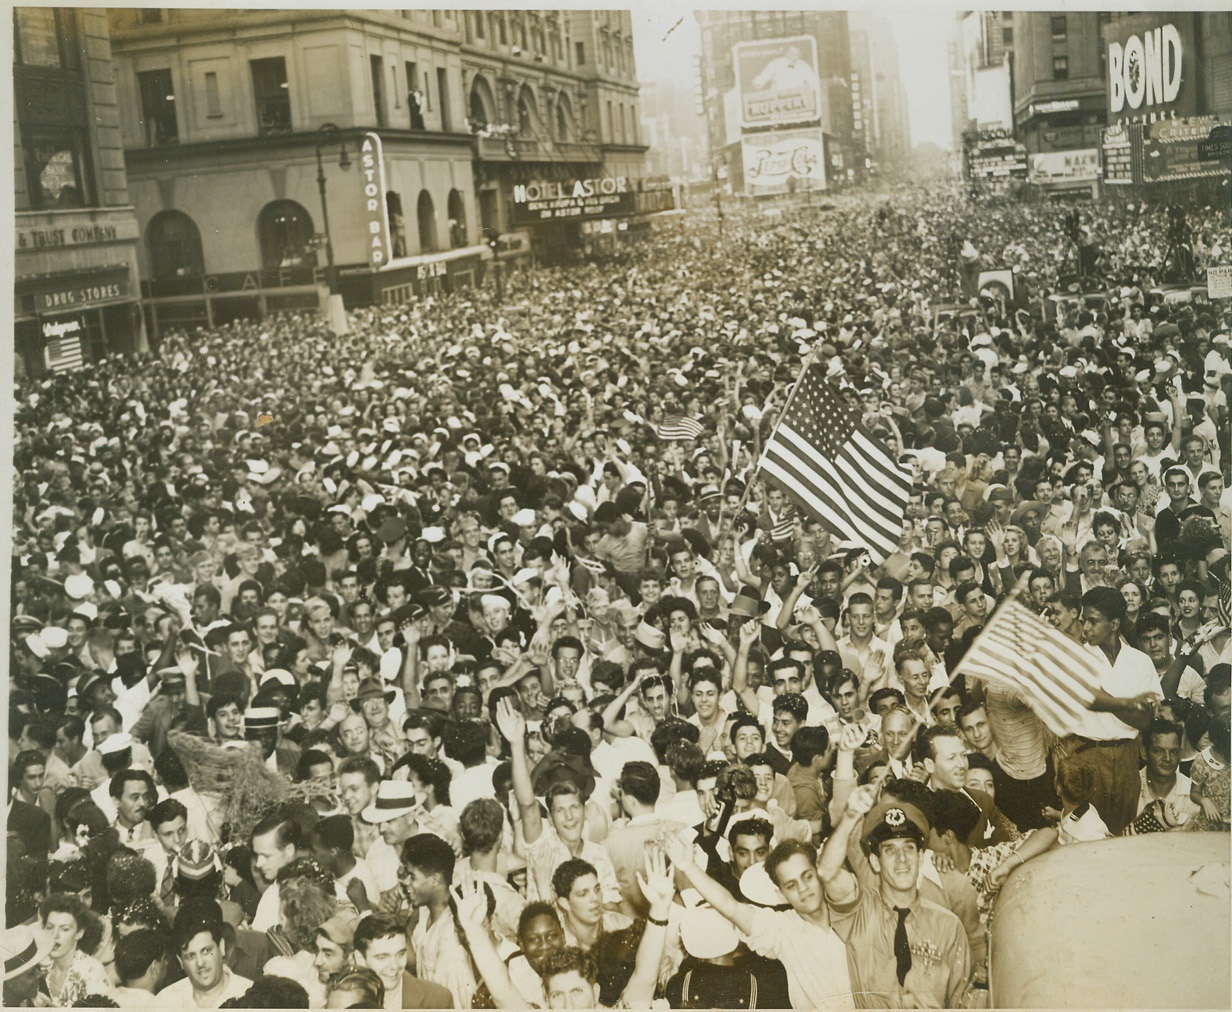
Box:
[1073,642,1161,741]
[157,968,253,1009]
[525,825,622,907]
[745,906,855,1010]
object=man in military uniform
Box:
[818,783,972,1008]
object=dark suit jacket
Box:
[402,970,454,1008]
[7,798,51,859]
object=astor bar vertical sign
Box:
[360,133,392,269]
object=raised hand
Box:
[838,723,866,753]
[495,696,527,744]
[452,878,489,931]
[845,783,881,819]
[659,829,695,874]
[738,620,761,648]
[636,845,676,916]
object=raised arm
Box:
[452,880,527,1009]
[731,620,763,716]
[601,676,643,738]
[621,846,675,1008]
[495,698,543,844]
[662,829,756,936]
[775,563,818,632]
[818,783,881,905]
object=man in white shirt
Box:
[248,812,302,932]
[1137,717,1196,818]
[1060,587,1161,836]
[158,913,252,1009]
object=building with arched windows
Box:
[106,8,651,334]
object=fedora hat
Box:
[729,585,770,619]
[350,677,396,711]
[361,780,423,823]
[3,925,52,981]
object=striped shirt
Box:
[980,682,1050,780]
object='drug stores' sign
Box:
[360,133,392,269]
[510,177,636,225]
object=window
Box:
[448,189,466,248]
[417,190,438,253]
[606,101,613,140]
[406,61,424,129]
[475,11,484,39]
[14,7,67,67]
[137,69,178,145]
[1002,26,1013,47]
[21,125,90,209]
[576,41,585,65]
[1051,16,1066,43]
[205,71,222,117]
[497,13,507,45]
[146,210,204,280]
[257,199,315,269]
[250,57,290,135]
[436,67,450,131]
[1052,55,1068,80]
[387,192,407,258]
[370,55,386,127]
[14,9,94,210]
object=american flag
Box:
[655,416,705,442]
[769,504,797,542]
[759,370,910,563]
[953,598,1103,736]
[46,334,84,373]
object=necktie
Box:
[160,854,176,907]
[894,907,912,986]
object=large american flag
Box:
[954,598,1103,736]
[759,369,910,563]
[46,334,84,373]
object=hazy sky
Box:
[630,4,956,150]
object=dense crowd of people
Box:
[6,183,1232,1009]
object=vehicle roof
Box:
[990,833,1230,1008]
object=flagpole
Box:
[718,342,822,544]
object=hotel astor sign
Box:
[510,176,636,224]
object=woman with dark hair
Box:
[38,893,111,1006]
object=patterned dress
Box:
[1188,747,1231,831]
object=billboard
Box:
[509,176,637,225]
[734,36,821,130]
[741,129,826,196]
[1028,149,1099,184]
[1103,15,1197,124]
[1101,124,1137,185]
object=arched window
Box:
[517,84,539,135]
[257,199,315,269]
[447,189,466,249]
[555,92,574,141]
[387,191,407,259]
[469,75,495,130]
[417,189,437,253]
[146,209,204,281]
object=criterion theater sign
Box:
[359,132,392,269]
[510,176,636,225]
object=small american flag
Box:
[46,334,84,373]
[954,598,1103,737]
[655,416,705,442]
[759,369,910,563]
[769,505,797,542]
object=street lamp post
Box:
[314,122,351,297]
[714,157,727,240]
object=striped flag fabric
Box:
[655,416,705,442]
[954,598,1103,736]
[759,369,910,563]
[769,505,797,542]
[46,334,84,373]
